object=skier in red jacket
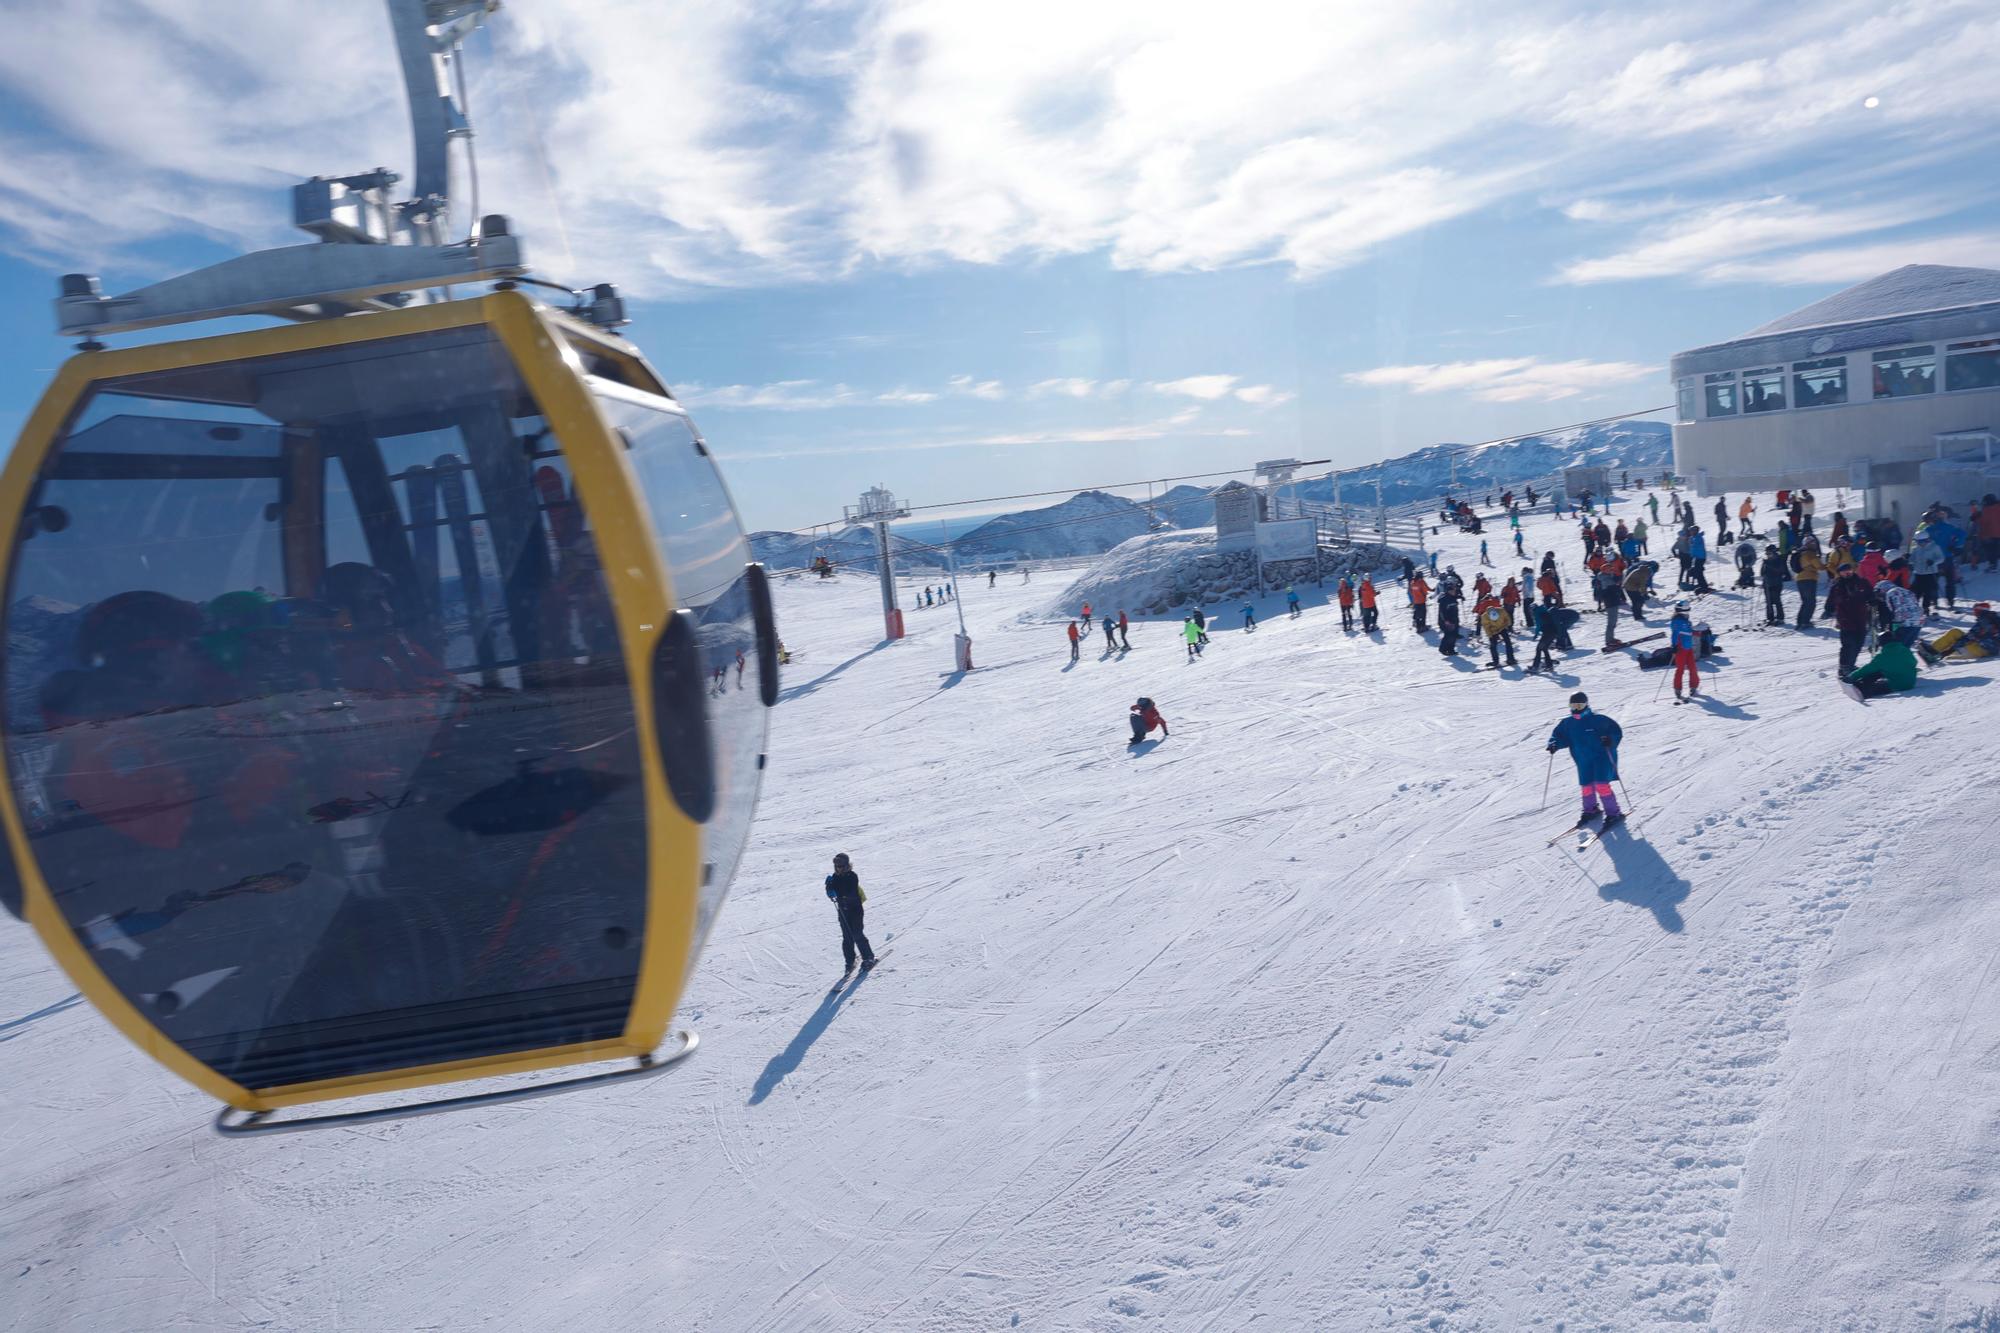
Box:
[1128,697,1168,744]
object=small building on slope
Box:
[1670,264,2000,525]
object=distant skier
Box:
[1242,601,1258,630]
[1547,692,1625,829]
[1409,572,1430,631]
[1359,576,1380,631]
[1081,602,1093,629]
[1103,616,1117,651]
[1067,619,1081,663]
[1513,530,1525,558]
[1286,586,1302,618]
[824,852,877,972]
[989,569,997,588]
[1128,696,1169,743]
[1192,606,1209,643]
[1733,534,1758,589]
[1669,602,1700,700]
[1337,576,1355,630]
[1118,610,1131,649]
[1182,616,1204,661]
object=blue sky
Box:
[2,1,1998,530]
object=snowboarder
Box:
[1669,602,1700,700]
[1067,620,1080,662]
[1337,576,1356,630]
[1118,610,1131,650]
[1847,637,1917,699]
[824,852,877,971]
[1733,534,1758,589]
[1359,577,1380,631]
[1182,616,1204,661]
[1547,692,1625,829]
[1128,696,1169,743]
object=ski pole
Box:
[1652,665,1670,703]
[1616,778,1633,815]
[1541,749,1554,809]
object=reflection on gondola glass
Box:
[2,325,649,1091]
[596,381,767,968]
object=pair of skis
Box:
[1548,815,1629,851]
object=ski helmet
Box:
[1568,691,1589,708]
[1674,601,1690,613]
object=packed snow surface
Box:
[5,492,2000,1329]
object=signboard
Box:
[1254,518,1317,561]
[1213,482,1260,552]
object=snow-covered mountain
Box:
[747,523,946,574]
[1294,420,1671,510]
[750,421,1670,571]
[950,489,1158,561]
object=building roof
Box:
[1746,264,2000,338]
[1671,263,2000,380]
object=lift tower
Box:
[846,484,911,641]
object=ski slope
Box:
[4,493,2000,1330]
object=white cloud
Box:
[947,374,1006,400]
[1346,358,1657,403]
[1233,384,1294,406]
[876,388,941,404]
[1030,377,1100,399]
[2,1,1996,292]
[1556,196,1928,284]
[1150,374,1239,400]
[1701,232,2000,285]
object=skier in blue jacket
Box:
[1547,691,1624,828]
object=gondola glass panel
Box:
[594,380,767,972]
[3,325,651,1094]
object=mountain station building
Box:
[1670,264,2000,525]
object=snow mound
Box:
[1035,527,1407,620]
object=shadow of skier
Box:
[1595,833,1691,932]
[748,969,873,1105]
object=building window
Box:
[1872,345,1935,398]
[1944,339,2000,392]
[1703,371,1737,417]
[1742,367,1785,413]
[1792,356,1847,408]
[1677,377,1698,423]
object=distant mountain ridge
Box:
[746,420,1672,569]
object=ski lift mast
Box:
[846,484,911,641]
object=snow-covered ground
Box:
[5,493,2000,1330]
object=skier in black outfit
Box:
[824,852,877,971]
[1437,593,1462,656]
[1758,545,1788,625]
